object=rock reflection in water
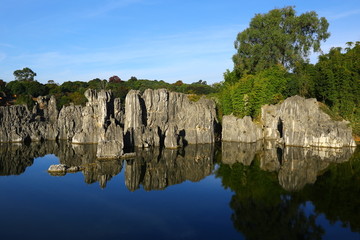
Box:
[0,141,215,190]
[125,144,215,191]
[0,143,34,175]
[221,141,355,191]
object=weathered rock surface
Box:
[57,103,83,140]
[0,89,218,160]
[222,95,356,148]
[72,89,113,144]
[222,115,263,143]
[96,118,124,159]
[262,96,356,147]
[0,96,59,142]
[124,89,218,148]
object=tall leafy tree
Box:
[232,6,330,76]
[13,67,37,81]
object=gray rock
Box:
[164,124,179,148]
[72,89,113,144]
[58,103,83,140]
[96,118,124,159]
[222,95,356,148]
[124,89,218,148]
[222,115,263,143]
[48,164,67,172]
[261,96,356,147]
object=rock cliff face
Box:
[261,96,356,147]
[124,89,218,148]
[0,96,59,142]
[0,89,218,158]
[2,91,355,153]
[222,115,263,143]
[222,96,356,148]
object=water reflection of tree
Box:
[216,158,324,240]
[298,148,360,232]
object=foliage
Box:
[6,80,48,97]
[0,79,6,92]
[14,94,35,109]
[13,67,37,81]
[219,65,290,118]
[232,6,330,77]
[216,159,324,239]
[312,42,360,135]
[298,148,360,232]
[109,75,122,83]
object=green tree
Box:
[13,67,37,81]
[232,6,330,77]
[6,80,48,97]
[219,65,290,118]
[313,43,360,135]
[0,79,6,93]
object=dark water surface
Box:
[0,141,359,240]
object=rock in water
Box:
[72,89,113,144]
[124,89,218,148]
[222,115,263,143]
[57,103,83,140]
[222,95,356,147]
[261,96,356,147]
[48,164,67,173]
[96,118,124,159]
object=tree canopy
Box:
[232,6,330,76]
[13,67,37,81]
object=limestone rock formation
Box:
[222,95,356,148]
[72,89,113,144]
[0,97,59,142]
[57,104,83,140]
[0,105,32,142]
[124,89,218,148]
[222,115,263,143]
[261,96,356,147]
[96,118,124,159]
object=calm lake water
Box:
[0,141,359,240]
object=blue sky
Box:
[1,0,359,84]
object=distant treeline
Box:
[0,75,216,110]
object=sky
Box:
[1,0,359,85]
